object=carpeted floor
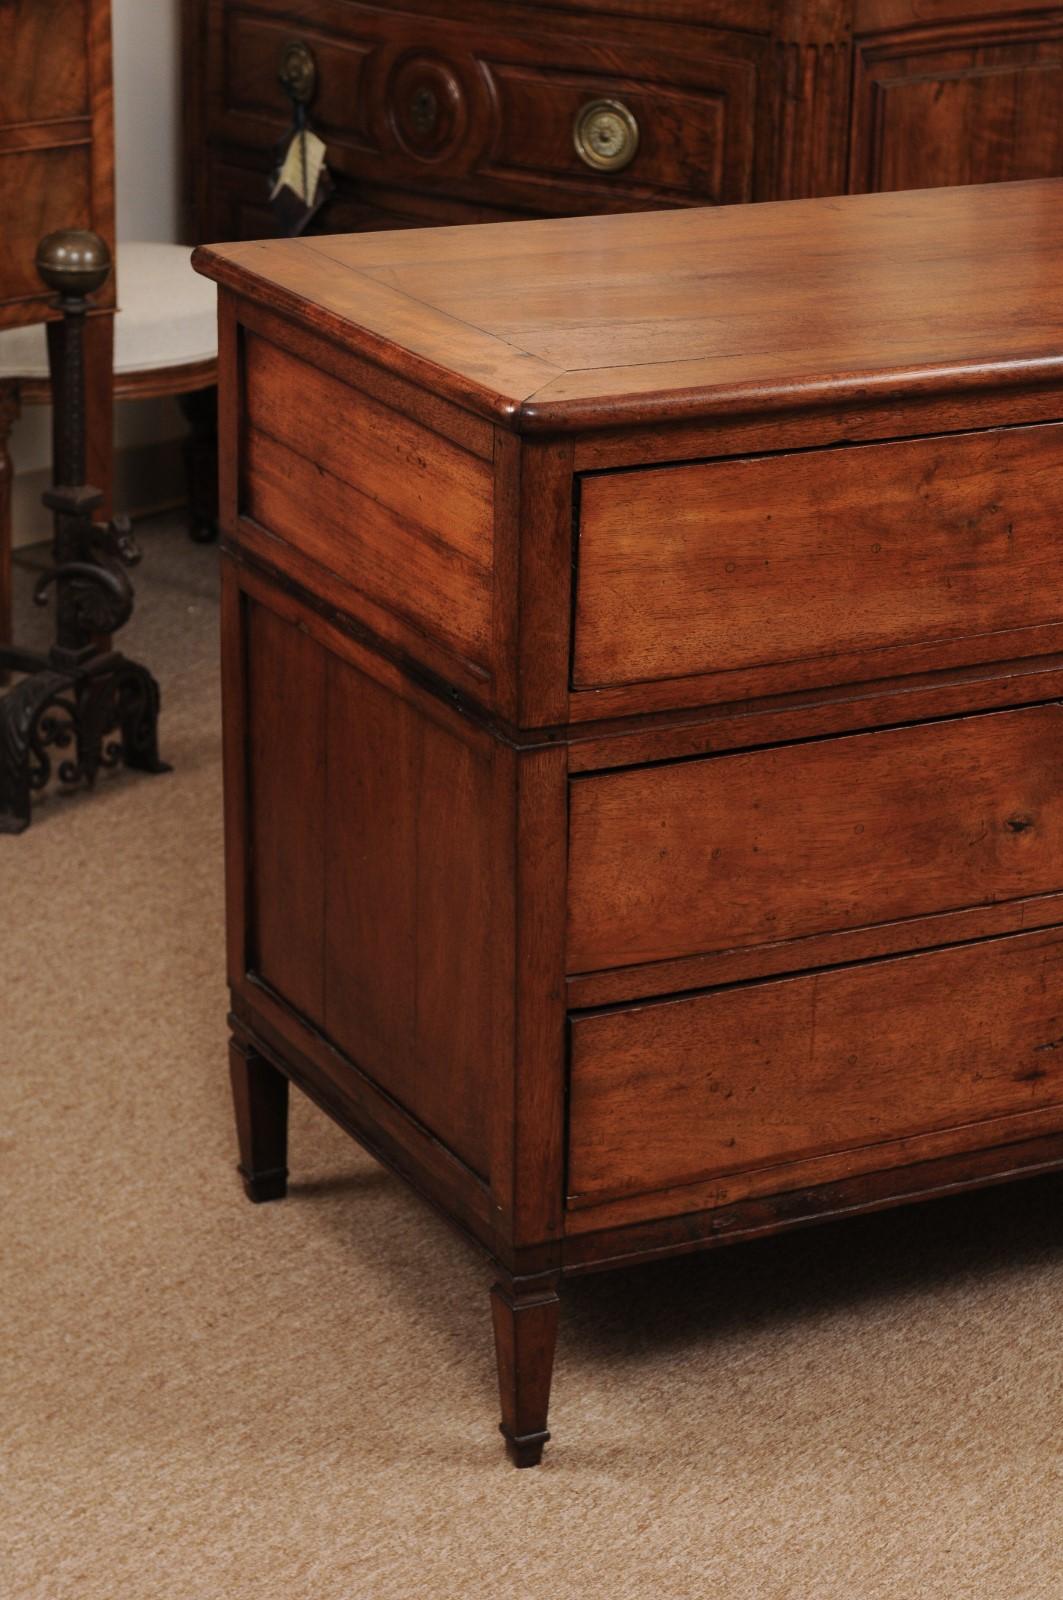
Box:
[4,514,1063,1599]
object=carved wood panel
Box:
[851,16,1063,193]
[0,0,115,327]
[197,0,763,236]
[188,0,1063,246]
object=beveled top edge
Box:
[194,180,1063,435]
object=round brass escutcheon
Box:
[279,40,317,106]
[573,98,639,173]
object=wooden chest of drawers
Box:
[195,177,1063,1465]
[184,0,1063,243]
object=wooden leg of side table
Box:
[0,382,18,677]
[229,1036,289,1203]
[81,309,114,517]
[490,1274,561,1467]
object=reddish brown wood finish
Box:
[0,0,116,631]
[197,183,1063,443]
[245,600,327,1021]
[229,1035,290,1202]
[567,703,1063,973]
[573,425,1063,697]
[183,0,1063,249]
[242,329,497,679]
[568,925,1063,1209]
[850,11,1063,196]
[0,384,17,662]
[0,0,115,329]
[197,180,1063,1464]
[490,1276,561,1468]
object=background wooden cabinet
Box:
[181,0,1063,243]
[0,0,115,326]
[851,10,1063,192]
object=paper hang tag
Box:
[268,126,333,236]
[270,127,327,206]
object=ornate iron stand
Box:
[0,230,169,834]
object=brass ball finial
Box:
[35,229,112,298]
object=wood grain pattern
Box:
[568,925,1063,1207]
[568,703,1063,973]
[197,181,1063,435]
[573,424,1063,694]
[323,651,501,1179]
[0,383,17,664]
[246,599,327,1022]
[219,551,248,987]
[240,326,497,675]
[490,1275,561,1468]
[509,744,569,1247]
[0,0,115,328]
[561,1128,1063,1270]
[567,892,1063,1010]
[851,15,1063,196]
[209,179,1063,1463]
[0,0,115,529]
[230,1000,505,1256]
[186,0,1063,251]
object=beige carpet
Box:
[4,516,1063,1599]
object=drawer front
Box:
[567,703,1063,974]
[568,926,1063,1208]
[210,4,757,219]
[476,47,754,208]
[573,424,1063,699]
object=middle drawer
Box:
[567,702,1063,974]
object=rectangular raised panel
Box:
[0,145,93,311]
[567,704,1063,974]
[851,22,1063,194]
[246,601,327,1023]
[323,652,500,1180]
[480,55,750,206]
[243,598,504,1180]
[239,331,496,674]
[568,926,1063,1208]
[573,424,1063,695]
[0,0,90,123]
[205,3,758,221]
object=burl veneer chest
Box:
[196,179,1063,1465]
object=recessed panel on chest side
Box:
[229,573,515,1191]
[223,295,522,715]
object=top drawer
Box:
[573,423,1063,707]
[212,4,757,216]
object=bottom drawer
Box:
[567,926,1063,1212]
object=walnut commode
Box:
[196,179,1063,1465]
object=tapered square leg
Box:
[490,1275,560,1467]
[229,1036,289,1202]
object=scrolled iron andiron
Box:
[0,230,169,833]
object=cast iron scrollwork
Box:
[33,512,141,640]
[0,229,170,833]
[0,656,168,833]
[0,670,76,832]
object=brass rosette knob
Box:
[573,99,640,173]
